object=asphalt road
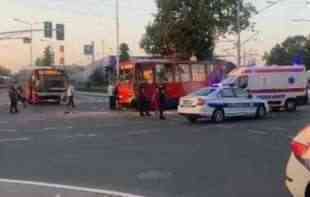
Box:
[0,88,307,197]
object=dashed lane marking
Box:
[0,129,17,133]
[248,129,268,136]
[0,137,30,143]
[0,178,144,197]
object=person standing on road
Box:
[67,83,75,108]
[138,85,151,117]
[17,85,26,108]
[8,85,18,114]
[108,83,117,110]
[158,84,167,120]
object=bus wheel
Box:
[285,99,297,112]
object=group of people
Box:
[138,84,167,120]
[109,83,167,120]
[8,85,26,114]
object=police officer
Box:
[8,85,18,114]
[158,84,166,120]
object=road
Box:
[0,88,306,197]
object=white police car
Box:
[178,85,269,123]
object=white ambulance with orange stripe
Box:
[223,65,307,111]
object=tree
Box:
[37,46,54,66]
[264,35,310,69]
[140,0,256,60]
[35,58,43,66]
[119,43,130,62]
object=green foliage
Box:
[264,35,310,69]
[119,43,130,62]
[36,46,54,66]
[140,0,256,60]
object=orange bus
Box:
[17,67,68,104]
[117,58,234,109]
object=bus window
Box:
[155,64,174,83]
[192,64,206,82]
[177,64,191,82]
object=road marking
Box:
[43,128,57,131]
[248,129,268,136]
[0,129,17,133]
[0,137,30,143]
[272,127,287,131]
[0,178,144,197]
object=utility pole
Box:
[237,0,241,67]
[115,0,120,80]
[91,41,95,64]
[30,24,33,67]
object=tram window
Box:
[192,64,206,82]
[156,64,173,83]
[143,69,154,84]
[177,64,191,82]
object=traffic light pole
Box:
[237,0,241,67]
[30,24,33,67]
[115,0,120,81]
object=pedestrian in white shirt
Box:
[67,84,75,108]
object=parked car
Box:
[286,125,310,197]
[178,84,269,123]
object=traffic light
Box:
[44,22,53,38]
[56,24,65,41]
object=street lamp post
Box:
[13,18,42,67]
[115,0,120,81]
[236,0,241,67]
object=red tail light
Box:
[197,98,206,106]
[291,141,308,159]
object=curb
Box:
[76,91,109,97]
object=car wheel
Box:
[285,99,297,112]
[187,116,198,123]
[256,105,266,119]
[212,109,225,123]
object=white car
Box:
[286,126,310,197]
[178,85,270,123]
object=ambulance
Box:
[222,65,307,111]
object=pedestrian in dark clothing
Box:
[109,84,117,110]
[8,86,18,114]
[17,85,26,108]
[158,85,166,120]
[138,85,151,117]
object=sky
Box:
[1,0,310,71]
